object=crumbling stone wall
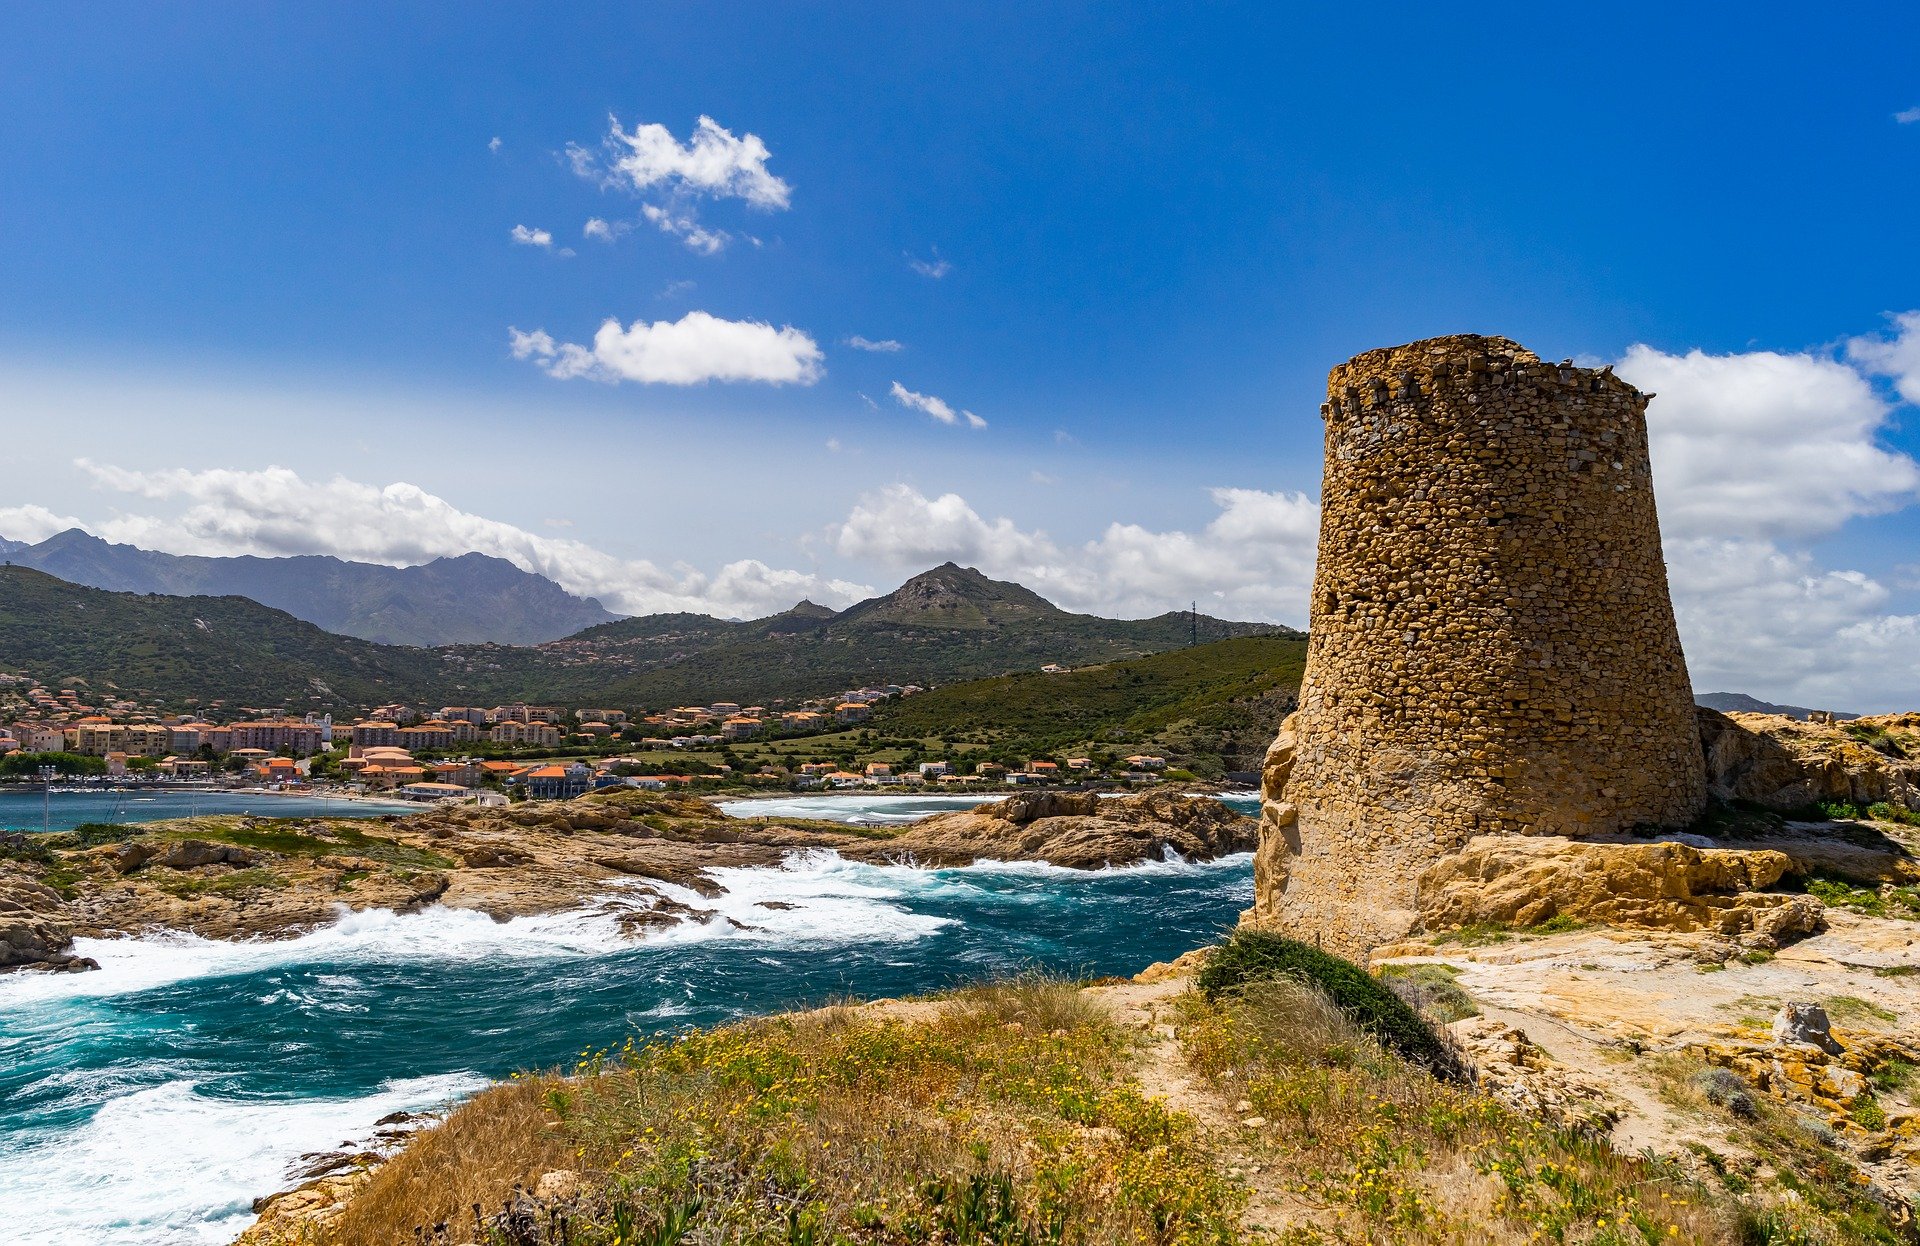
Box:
[1254,335,1707,955]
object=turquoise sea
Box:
[0,789,421,833]
[0,792,1259,1245]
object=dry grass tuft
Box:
[323,1076,572,1245]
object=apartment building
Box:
[226,719,325,756]
[489,721,561,747]
[69,721,171,757]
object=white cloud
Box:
[1614,336,1920,708]
[1896,106,1920,124]
[846,336,903,353]
[1666,538,1920,710]
[1617,342,1920,540]
[56,462,869,619]
[488,136,502,153]
[640,204,728,255]
[890,381,984,429]
[907,252,951,279]
[1029,471,1058,487]
[510,312,823,386]
[510,224,553,248]
[588,115,791,210]
[582,217,628,243]
[1846,309,1920,405]
[0,502,87,544]
[833,484,1320,621]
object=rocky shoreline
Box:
[0,788,1257,971]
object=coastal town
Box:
[0,672,1177,803]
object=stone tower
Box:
[1253,334,1706,955]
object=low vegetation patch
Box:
[1805,876,1920,921]
[1652,1055,1910,1244]
[1377,962,1480,1023]
[1179,978,1750,1245]
[152,867,291,899]
[1186,984,1913,1246]
[155,818,456,870]
[325,977,1241,1246]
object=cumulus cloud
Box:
[0,502,87,544]
[833,484,1320,621]
[1666,537,1920,710]
[640,204,729,255]
[890,381,985,429]
[907,252,952,279]
[59,462,869,618]
[846,336,903,353]
[582,217,627,243]
[1896,106,1920,124]
[1846,309,1920,405]
[582,114,790,210]
[488,136,502,153]
[510,311,823,386]
[510,224,554,248]
[1613,335,1920,707]
[1617,342,1920,540]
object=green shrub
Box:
[1197,931,1463,1078]
[1816,800,1863,821]
[1865,801,1920,828]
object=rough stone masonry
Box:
[1252,334,1707,955]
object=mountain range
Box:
[1693,691,1859,721]
[0,529,618,646]
[0,561,1297,713]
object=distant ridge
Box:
[0,561,1298,713]
[2,529,619,646]
[449,563,1300,707]
[0,565,443,710]
[1695,691,1860,722]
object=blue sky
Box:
[3,3,1918,708]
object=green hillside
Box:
[0,562,1301,722]
[0,566,443,711]
[441,564,1295,708]
[872,633,1309,777]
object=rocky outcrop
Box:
[0,869,97,972]
[1700,708,1920,812]
[870,792,1258,869]
[6,789,1257,963]
[1688,1003,1920,1169]
[1448,1015,1621,1134]
[1416,835,1824,948]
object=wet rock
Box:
[867,793,1257,869]
[398,873,450,912]
[0,874,97,973]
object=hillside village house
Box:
[834,702,871,724]
[722,716,761,740]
